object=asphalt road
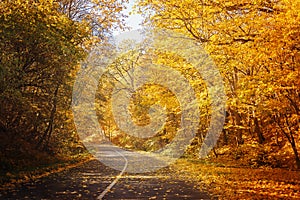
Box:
[1,158,212,200]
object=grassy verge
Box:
[0,152,93,190]
[170,158,300,199]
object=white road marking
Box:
[97,150,128,200]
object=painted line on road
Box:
[97,150,128,200]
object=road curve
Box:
[97,150,128,200]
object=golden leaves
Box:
[136,0,300,168]
[173,158,300,199]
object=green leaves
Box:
[0,0,128,173]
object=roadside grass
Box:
[170,158,300,199]
[0,152,93,190]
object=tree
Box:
[58,0,128,39]
[0,0,128,170]
[136,0,300,168]
[90,37,211,155]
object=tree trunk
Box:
[292,144,300,169]
[289,132,300,169]
[36,84,59,150]
[254,117,265,144]
[231,109,244,145]
[222,129,228,145]
[276,114,300,169]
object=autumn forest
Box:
[0,0,299,199]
